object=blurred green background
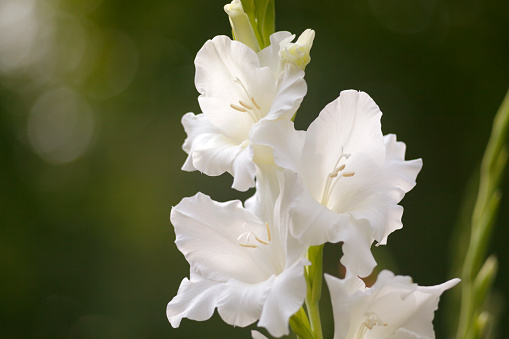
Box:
[1,0,508,338]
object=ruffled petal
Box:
[181,112,241,176]
[217,277,275,327]
[258,257,308,337]
[166,272,222,327]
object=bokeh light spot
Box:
[27,87,95,164]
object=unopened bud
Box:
[279,29,315,70]
[224,0,260,52]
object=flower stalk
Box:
[455,88,509,339]
[305,245,324,339]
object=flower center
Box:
[356,312,388,339]
[229,77,262,123]
[320,147,355,206]
[238,222,272,248]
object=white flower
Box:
[251,90,423,277]
[181,31,309,191]
[166,168,309,337]
[325,271,460,339]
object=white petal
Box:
[265,63,307,121]
[217,277,275,327]
[258,257,308,337]
[251,330,269,339]
[250,119,306,174]
[338,219,377,278]
[231,145,256,191]
[382,134,423,202]
[301,90,385,201]
[181,112,241,175]
[171,193,277,284]
[166,272,222,327]
[257,31,294,73]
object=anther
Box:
[329,172,338,178]
[239,243,257,248]
[265,222,271,241]
[342,172,355,177]
[252,97,261,110]
[255,236,268,245]
[336,164,346,172]
[230,103,247,112]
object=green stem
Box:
[455,88,509,339]
[305,245,323,339]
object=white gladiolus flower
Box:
[167,169,309,337]
[181,31,310,191]
[251,90,423,277]
[325,271,460,339]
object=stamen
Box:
[230,103,247,112]
[252,97,261,110]
[238,222,272,248]
[231,77,262,122]
[356,312,388,339]
[239,100,253,109]
[320,147,355,206]
[239,243,257,248]
[255,236,268,245]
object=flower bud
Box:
[224,0,260,52]
[279,29,315,70]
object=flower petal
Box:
[250,119,306,173]
[217,276,275,327]
[265,63,307,121]
[258,257,308,337]
[166,272,222,327]
[171,193,275,284]
[257,31,294,74]
[181,112,240,175]
[301,90,385,201]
